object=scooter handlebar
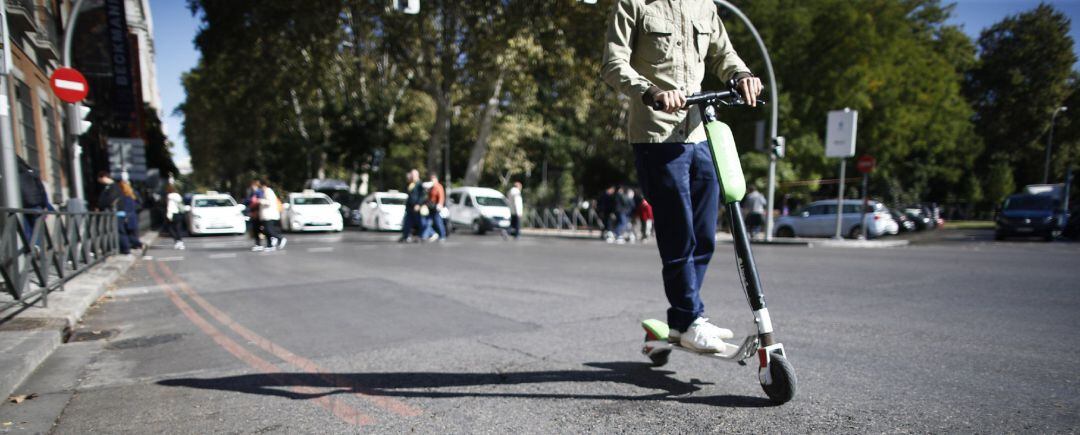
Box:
[649,81,765,111]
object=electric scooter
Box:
[640,81,797,404]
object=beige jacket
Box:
[601,0,751,144]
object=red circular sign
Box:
[49,67,89,103]
[856,155,876,174]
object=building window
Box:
[15,79,39,171]
[43,103,63,201]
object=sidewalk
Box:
[0,233,153,401]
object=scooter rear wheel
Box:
[762,352,797,404]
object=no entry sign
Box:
[49,67,89,103]
[856,155,876,174]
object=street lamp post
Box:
[713,0,780,241]
[0,1,21,209]
[63,0,88,211]
[1044,106,1068,185]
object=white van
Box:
[447,187,511,234]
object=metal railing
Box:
[0,208,118,316]
[525,208,604,232]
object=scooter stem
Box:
[699,103,775,346]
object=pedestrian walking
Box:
[256,180,286,251]
[598,186,616,241]
[613,186,634,243]
[638,196,654,241]
[117,181,144,254]
[602,0,762,352]
[400,169,424,243]
[427,172,447,242]
[164,185,185,250]
[743,185,767,239]
[507,181,524,239]
[245,180,263,250]
[16,157,54,244]
[95,171,120,212]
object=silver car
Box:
[774,200,897,239]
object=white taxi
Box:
[283,190,344,232]
[186,192,246,235]
[359,191,408,231]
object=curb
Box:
[0,232,154,400]
[807,239,910,248]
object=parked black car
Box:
[994,194,1067,241]
[903,207,933,231]
[889,208,916,233]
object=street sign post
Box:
[826,109,858,239]
[49,67,89,104]
[857,155,875,240]
[107,138,147,181]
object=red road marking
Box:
[155,261,422,418]
[146,262,374,426]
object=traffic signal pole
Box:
[713,1,780,241]
[0,1,22,209]
[63,0,88,210]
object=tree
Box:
[965,4,1077,188]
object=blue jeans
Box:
[633,141,719,332]
[400,211,417,240]
[432,213,447,239]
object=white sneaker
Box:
[670,317,736,353]
[277,237,287,249]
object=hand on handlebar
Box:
[737,76,764,108]
[654,90,686,114]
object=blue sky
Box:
[149,0,1080,173]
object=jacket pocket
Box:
[693,20,714,61]
[639,15,673,65]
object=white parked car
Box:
[282,191,343,232]
[774,199,898,239]
[447,187,511,234]
[186,192,246,235]
[359,191,408,231]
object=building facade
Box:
[5,0,70,203]
[3,0,165,206]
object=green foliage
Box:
[177,0,1076,212]
[965,4,1077,189]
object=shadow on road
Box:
[157,362,773,408]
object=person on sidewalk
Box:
[117,181,144,254]
[164,185,185,250]
[507,181,524,239]
[427,172,447,242]
[638,196,654,242]
[15,157,54,245]
[597,186,616,241]
[613,186,634,243]
[743,185,767,239]
[95,171,120,212]
[256,180,286,251]
[602,0,762,352]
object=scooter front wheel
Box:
[646,347,671,367]
[761,352,797,404]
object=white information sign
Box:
[825,109,858,158]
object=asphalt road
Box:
[2,228,1078,433]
